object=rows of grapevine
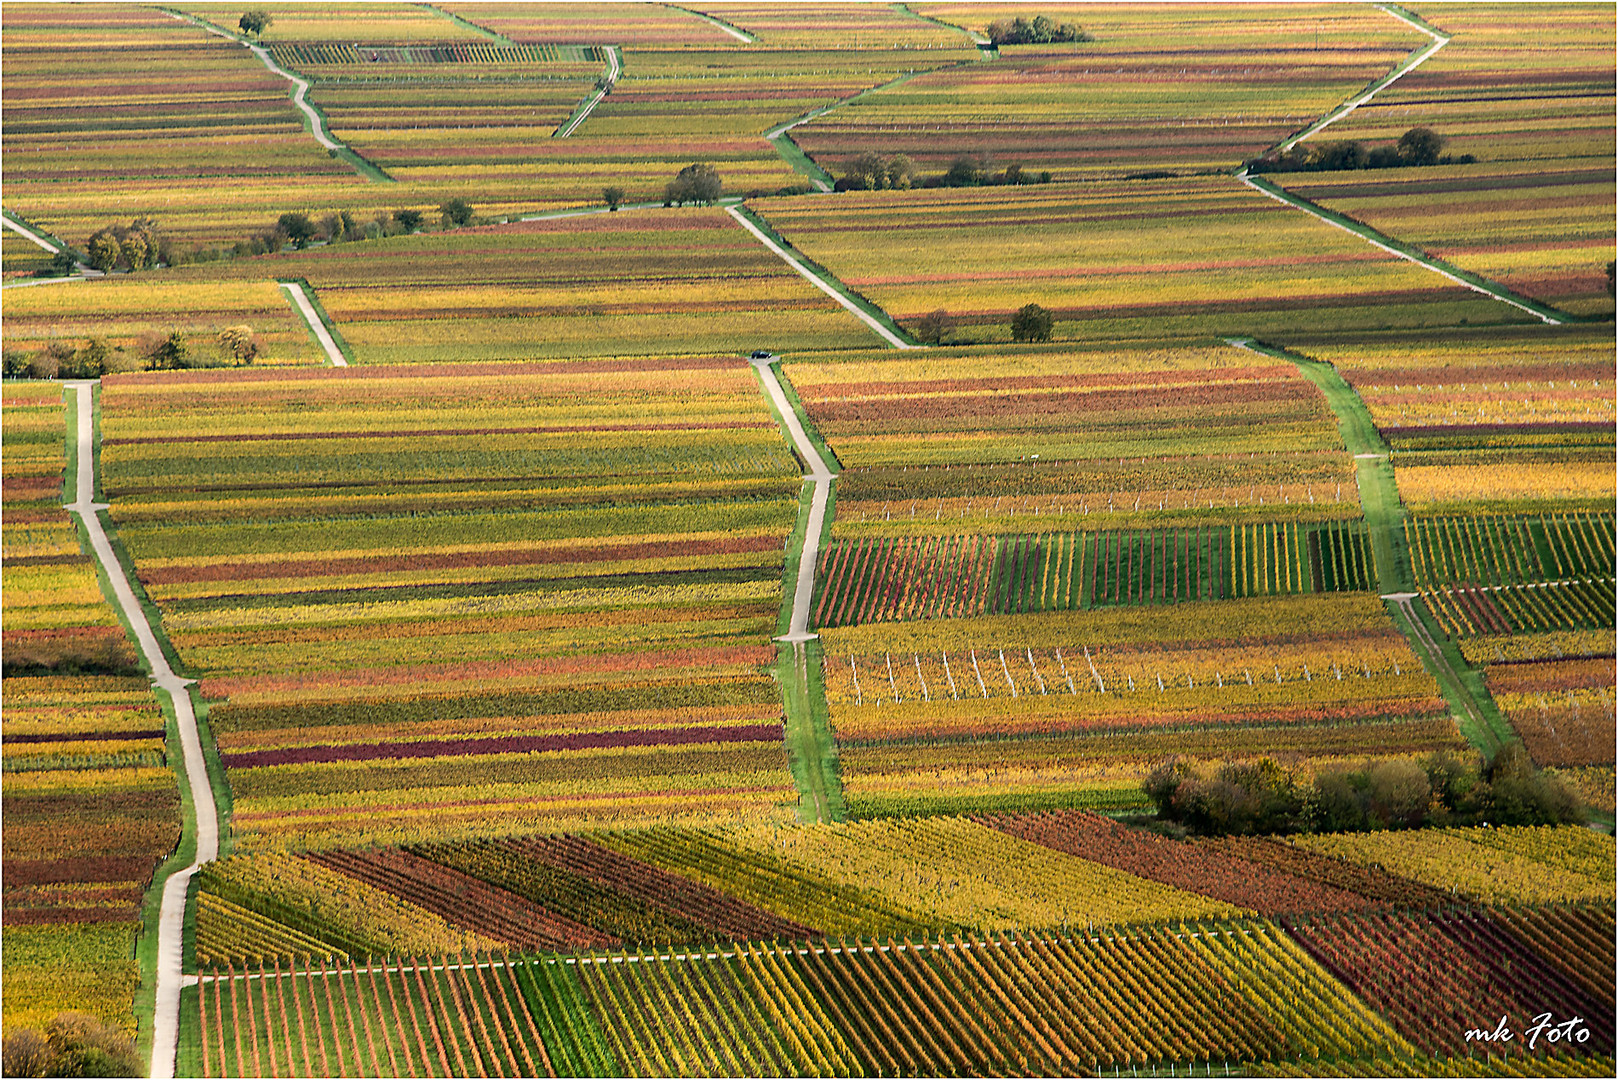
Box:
[1405,512,1616,588]
[1282,909,1614,1061]
[1424,578,1617,637]
[576,953,801,1077]
[194,894,346,967]
[814,524,1374,627]
[305,848,614,951]
[194,956,572,1078]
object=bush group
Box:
[1145,744,1584,836]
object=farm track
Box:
[1227,339,1514,756]
[278,282,348,367]
[61,383,221,1079]
[161,9,390,182]
[752,357,844,822]
[727,205,918,349]
[1276,3,1451,153]
[2,210,99,285]
[554,46,621,138]
[1240,5,1566,326]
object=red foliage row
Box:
[305,848,615,951]
[810,381,1313,424]
[1192,836,1448,908]
[1284,910,1613,1058]
[975,810,1384,916]
[506,834,813,941]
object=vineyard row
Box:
[813,524,1374,628]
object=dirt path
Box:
[555,46,621,138]
[3,212,63,253]
[61,382,219,1079]
[280,281,348,367]
[1237,172,1564,324]
[726,206,918,349]
[668,5,756,42]
[1237,7,1564,326]
[752,357,836,642]
[1276,4,1450,153]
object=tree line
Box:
[1247,127,1474,174]
[836,152,1052,192]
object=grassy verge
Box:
[1240,340,1517,758]
[3,208,77,260]
[767,134,835,190]
[425,3,517,44]
[778,640,846,823]
[751,360,847,822]
[68,384,232,1063]
[732,203,919,347]
[773,360,842,471]
[665,4,757,42]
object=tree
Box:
[68,339,111,379]
[1010,302,1054,342]
[1397,126,1444,166]
[45,249,78,277]
[393,208,423,233]
[146,332,189,371]
[914,309,952,345]
[603,186,626,211]
[439,197,475,227]
[86,234,120,272]
[1318,140,1368,171]
[219,325,259,364]
[239,10,271,36]
[121,231,151,270]
[277,212,315,249]
[665,163,723,206]
[942,154,986,187]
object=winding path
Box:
[1276,4,1449,153]
[1225,338,1510,755]
[1239,6,1562,326]
[164,12,342,151]
[61,382,218,1079]
[752,357,836,643]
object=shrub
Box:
[1010,302,1054,342]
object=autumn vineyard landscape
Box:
[0,1,1613,1077]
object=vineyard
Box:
[812,520,1375,627]
[1,384,181,1034]
[751,178,1517,345]
[1,1,1614,1076]
[1273,4,1615,317]
[796,2,1422,178]
[187,919,1435,1078]
[96,360,808,848]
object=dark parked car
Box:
[749,349,774,359]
